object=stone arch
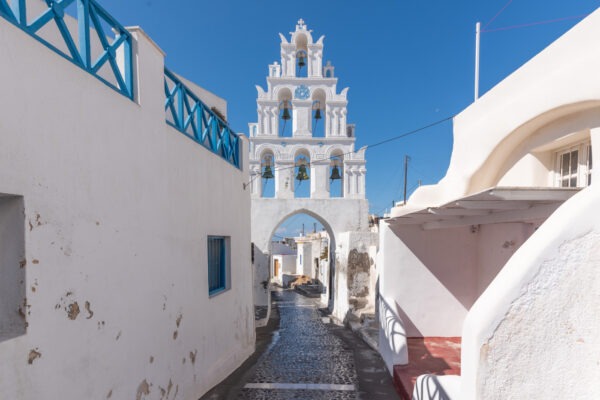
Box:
[293,31,311,48]
[468,101,600,192]
[325,146,345,160]
[267,207,338,308]
[273,85,293,100]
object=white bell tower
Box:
[248,20,373,324]
[248,19,367,200]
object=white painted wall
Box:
[0,196,26,342]
[333,231,378,322]
[0,17,253,400]
[281,255,296,275]
[462,187,600,399]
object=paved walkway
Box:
[201,289,398,400]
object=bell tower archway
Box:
[248,20,372,323]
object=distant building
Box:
[378,9,600,399]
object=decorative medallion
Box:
[295,84,310,100]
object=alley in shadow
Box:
[201,289,398,400]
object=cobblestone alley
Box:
[202,289,398,400]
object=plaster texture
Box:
[0,12,254,400]
[462,187,600,399]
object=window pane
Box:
[561,153,570,176]
[570,177,577,187]
[570,151,578,176]
[208,237,226,293]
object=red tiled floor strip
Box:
[393,337,461,400]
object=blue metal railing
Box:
[0,0,133,99]
[164,68,240,168]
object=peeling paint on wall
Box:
[172,331,178,340]
[347,249,370,299]
[158,379,173,400]
[175,314,182,328]
[84,301,94,319]
[136,379,150,400]
[67,302,80,320]
[32,259,39,265]
[106,389,112,399]
[189,350,197,365]
[149,356,154,364]
[27,349,41,365]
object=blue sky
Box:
[97,0,598,235]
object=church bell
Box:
[297,53,306,68]
[296,164,309,181]
[330,165,341,181]
[281,101,291,121]
[262,165,274,180]
[314,108,322,120]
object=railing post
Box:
[12,0,26,25]
[176,84,184,130]
[77,0,91,69]
[123,36,133,98]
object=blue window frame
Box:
[208,236,229,296]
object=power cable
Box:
[482,14,589,33]
[244,114,455,189]
[483,0,513,31]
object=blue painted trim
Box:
[0,0,16,22]
[164,68,241,169]
[208,236,228,296]
[0,0,134,100]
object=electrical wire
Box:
[481,14,589,33]
[483,0,513,31]
[244,114,455,189]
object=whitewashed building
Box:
[248,20,376,323]
[378,8,600,399]
[270,241,297,285]
[0,1,254,399]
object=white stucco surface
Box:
[0,16,253,400]
[462,187,600,399]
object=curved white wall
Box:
[461,186,600,399]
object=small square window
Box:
[208,236,230,296]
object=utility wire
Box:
[244,114,455,189]
[482,14,589,33]
[483,0,513,30]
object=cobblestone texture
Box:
[239,290,360,399]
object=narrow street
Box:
[202,289,398,400]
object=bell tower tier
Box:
[248,19,366,201]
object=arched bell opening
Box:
[311,89,326,138]
[329,150,344,198]
[294,149,311,198]
[260,150,275,198]
[277,88,293,137]
[295,33,308,78]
